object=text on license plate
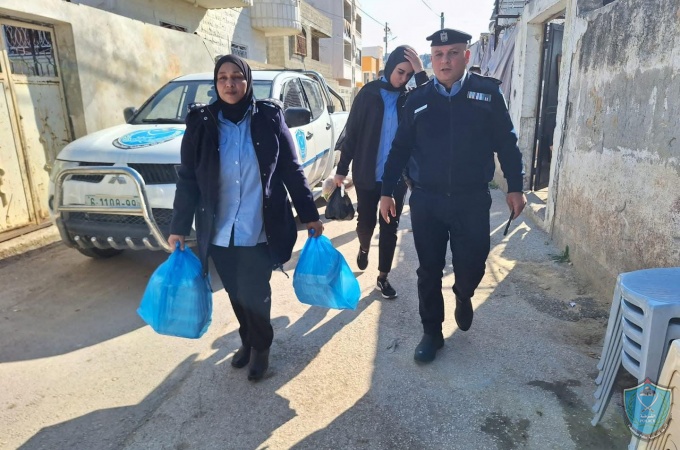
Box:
[85,195,140,207]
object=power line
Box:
[420,0,440,17]
[355,5,384,27]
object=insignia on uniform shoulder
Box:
[467,91,492,102]
[414,104,428,119]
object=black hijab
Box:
[213,54,253,124]
[381,45,415,92]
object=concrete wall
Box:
[70,0,267,62]
[549,0,680,297]
[1,0,217,138]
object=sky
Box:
[358,0,496,56]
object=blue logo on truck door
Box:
[295,129,307,161]
[113,128,185,149]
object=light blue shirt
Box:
[433,71,467,97]
[376,77,401,182]
[212,110,267,247]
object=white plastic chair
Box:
[592,267,680,427]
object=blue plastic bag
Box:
[137,245,212,339]
[293,235,361,310]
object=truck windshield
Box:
[131,80,273,124]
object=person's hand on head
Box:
[403,47,424,73]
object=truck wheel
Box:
[76,247,124,259]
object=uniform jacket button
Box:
[203,117,207,120]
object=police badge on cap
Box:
[426,28,472,46]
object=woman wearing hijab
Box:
[334,45,428,299]
[168,55,324,382]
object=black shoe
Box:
[454,296,474,331]
[376,277,397,299]
[357,248,369,270]
[231,346,251,368]
[248,349,270,381]
[414,334,444,363]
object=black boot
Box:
[413,334,444,364]
[231,346,251,368]
[454,296,474,331]
[247,348,270,381]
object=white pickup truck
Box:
[48,70,348,258]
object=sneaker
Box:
[376,277,397,299]
[357,248,369,270]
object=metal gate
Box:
[531,22,563,191]
[0,19,71,236]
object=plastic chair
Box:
[619,268,680,383]
[592,267,680,427]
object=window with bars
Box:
[2,25,57,77]
[231,43,248,58]
[294,32,307,57]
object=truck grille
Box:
[128,164,179,185]
[71,162,113,183]
[70,163,178,185]
[68,208,173,228]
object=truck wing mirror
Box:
[123,107,137,123]
[284,107,311,128]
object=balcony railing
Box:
[183,0,252,8]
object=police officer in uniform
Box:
[379,29,526,364]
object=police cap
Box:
[426,28,472,46]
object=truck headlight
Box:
[49,160,79,182]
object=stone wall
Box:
[550,0,680,296]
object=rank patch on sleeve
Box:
[467,91,492,102]
[414,104,428,114]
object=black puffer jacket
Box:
[170,100,320,275]
[335,71,429,190]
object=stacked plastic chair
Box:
[592,267,680,427]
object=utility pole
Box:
[440,12,444,29]
[384,22,391,58]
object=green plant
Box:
[551,245,571,263]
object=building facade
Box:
[505,0,680,298]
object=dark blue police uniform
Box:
[381,69,523,340]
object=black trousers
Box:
[354,179,408,273]
[210,243,273,351]
[409,188,491,336]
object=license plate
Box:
[85,195,140,208]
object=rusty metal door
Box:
[0,19,71,231]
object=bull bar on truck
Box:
[53,166,173,253]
